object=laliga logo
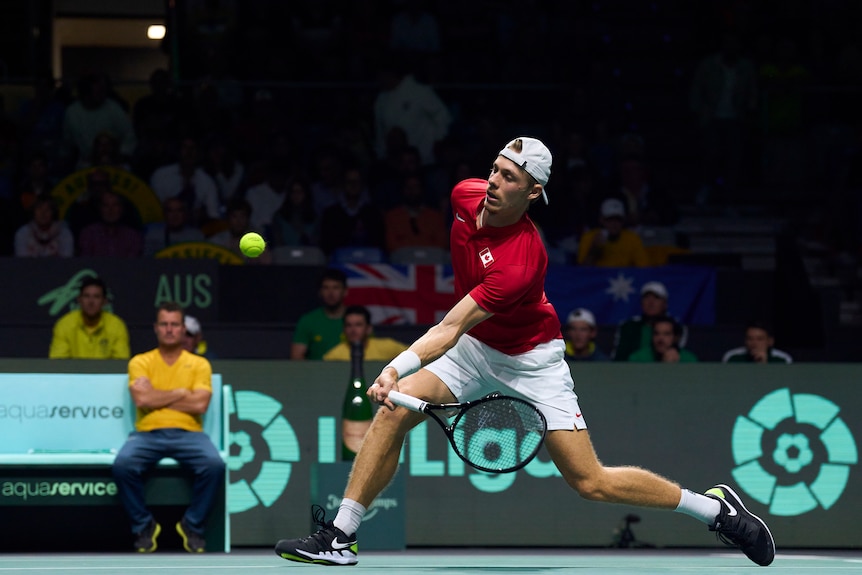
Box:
[731,388,858,516]
[228,390,299,514]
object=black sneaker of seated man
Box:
[134,519,161,553]
[176,518,206,553]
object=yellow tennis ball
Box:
[239,232,266,258]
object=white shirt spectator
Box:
[14,221,74,257]
[374,74,451,166]
[213,161,245,204]
[149,164,221,221]
[245,181,287,234]
[62,98,136,169]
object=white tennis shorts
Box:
[424,334,587,431]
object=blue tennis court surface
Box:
[1,549,860,574]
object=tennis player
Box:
[275,137,775,567]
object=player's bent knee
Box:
[373,402,425,434]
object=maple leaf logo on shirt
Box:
[479,248,494,268]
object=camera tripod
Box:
[611,514,655,548]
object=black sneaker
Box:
[706,484,775,566]
[176,519,206,553]
[133,519,161,553]
[275,505,358,565]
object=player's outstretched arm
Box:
[411,293,491,363]
[371,294,491,407]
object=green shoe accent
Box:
[135,521,161,553]
[176,520,206,553]
[281,553,313,563]
[280,552,356,566]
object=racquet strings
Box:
[453,398,545,472]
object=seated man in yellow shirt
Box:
[49,276,130,359]
[111,302,225,554]
[323,305,408,362]
[577,198,650,267]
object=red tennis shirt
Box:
[449,178,562,354]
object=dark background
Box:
[1,1,860,360]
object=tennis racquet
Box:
[387,390,547,473]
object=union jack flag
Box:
[340,264,457,325]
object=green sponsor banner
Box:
[0,360,859,549]
[0,259,219,324]
[0,475,192,506]
[0,477,118,505]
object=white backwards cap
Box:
[498,137,552,204]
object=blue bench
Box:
[0,372,231,552]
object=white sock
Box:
[333,498,366,536]
[674,488,721,525]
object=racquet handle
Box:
[387,390,427,412]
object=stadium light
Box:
[147,25,166,40]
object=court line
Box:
[0,567,280,572]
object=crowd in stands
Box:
[1,2,860,266]
[562,281,792,364]
[1,61,465,263]
[49,266,790,364]
[2,2,861,366]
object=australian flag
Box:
[544,266,716,326]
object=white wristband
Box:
[384,350,421,379]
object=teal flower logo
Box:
[731,388,858,516]
[228,430,257,470]
[228,390,300,514]
[772,433,813,474]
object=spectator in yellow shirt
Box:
[577,198,650,267]
[111,302,224,554]
[48,276,130,359]
[323,305,408,362]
